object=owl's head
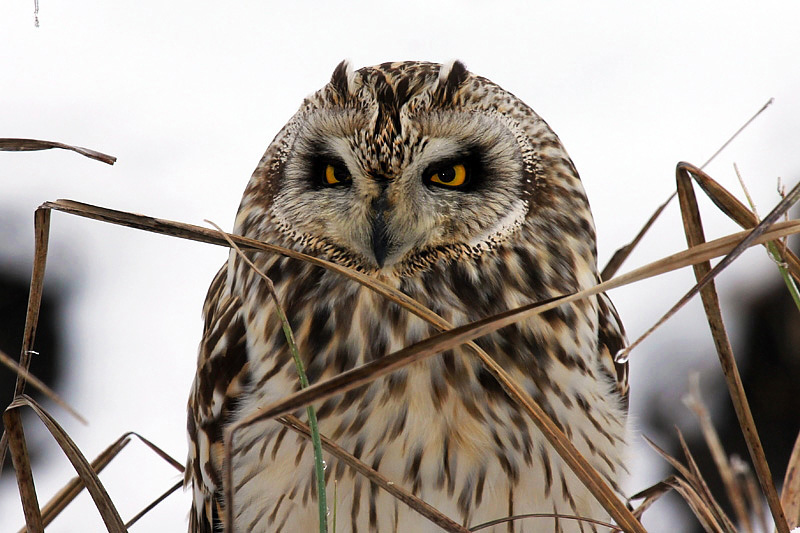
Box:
[236,61,596,277]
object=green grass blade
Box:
[209,222,328,533]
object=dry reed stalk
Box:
[634,433,736,533]
[210,222,330,532]
[600,98,775,281]
[783,431,800,528]
[676,162,791,532]
[0,348,86,425]
[4,407,42,533]
[279,415,471,533]
[19,434,132,532]
[0,209,51,471]
[683,375,752,532]
[0,138,116,165]
[13,431,185,532]
[4,395,126,532]
[633,372,796,533]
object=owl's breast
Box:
[229,257,627,531]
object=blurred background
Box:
[1,1,798,531]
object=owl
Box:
[186,60,629,533]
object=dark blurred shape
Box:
[737,279,800,466]
[0,271,63,467]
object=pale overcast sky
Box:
[1,1,799,531]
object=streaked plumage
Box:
[186,60,629,533]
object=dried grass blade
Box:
[23,434,132,532]
[628,480,673,520]
[42,199,451,327]
[617,168,800,360]
[601,191,676,280]
[24,431,184,532]
[601,98,773,278]
[687,163,800,282]
[783,430,800,527]
[631,474,726,533]
[41,199,800,331]
[5,395,126,532]
[0,208,52,474]
[212,223,328,533]
[734,460,770,533]
[279,415,470,533]
[0,138,116,165]
[13,208,51,397]
[42,200,800,325]
[674,428,737,533]
[639,475,724,533]
[469,513,618,531]
[624,220,800,284]
[4,407,43,532]
[641,432,735,532]
[667,477,725,533]
[698,98,774,169]
[0,348,86,424]
[642,436,695,481]
[676,162,790,533]
[126,431,184,472]
[124,480,183,528]
[684,375,751,532]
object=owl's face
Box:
[237,61,595,277]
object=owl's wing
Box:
[186,265,249,533]
[596,291,629,409]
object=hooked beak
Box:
[371,193,390,268]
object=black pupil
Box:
[438,166,456,183]
[329,164,348,183]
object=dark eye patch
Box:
[307,147,352,189]
[421,148,485,192]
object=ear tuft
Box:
[436,60,469,102]
[330,59,354,98]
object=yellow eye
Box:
[428,163,467,187]
[323,163,351,186]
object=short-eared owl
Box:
[186,60,628,533]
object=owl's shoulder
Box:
[187,264,250,531]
